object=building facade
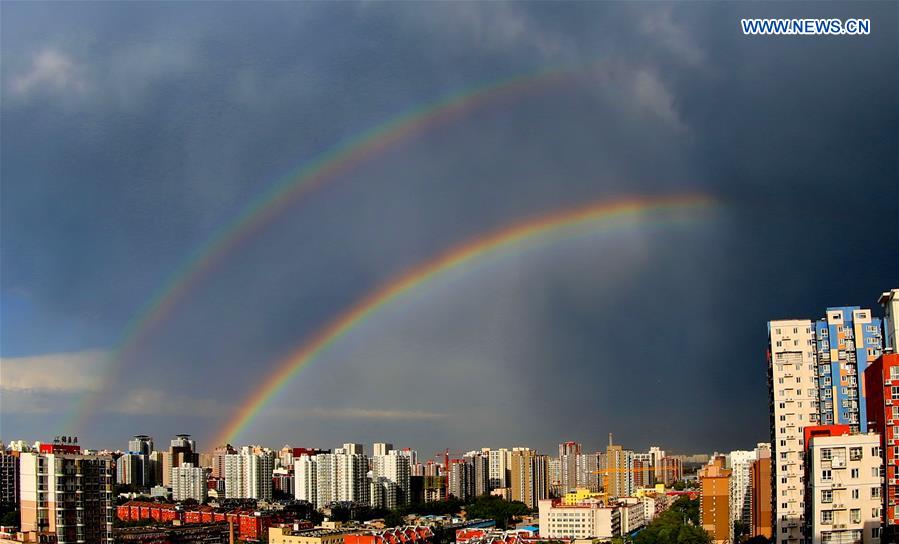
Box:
[750,449,773,540]
[172,462,207,502]
[537,499,620,539]
[864,352,899,531]
[805,427,882,544]
[699,456,732,544]
[19,452,115,544]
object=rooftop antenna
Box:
[608,433,613,448]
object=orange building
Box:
[698,456,732,544]
[749,454,772,540]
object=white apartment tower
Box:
[224,447,274,500]
[171,462,207,502]
[728,450,758,542]
[769,320,819,544]
[294,455,318,506]
[489,449,510,489]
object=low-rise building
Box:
[268,528,349,544]
[537,499,619,540]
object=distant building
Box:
[172,462,207,502]
[558,442,581,494]
[749,445,772,540]
[0,451,19,507]
[488,449,510,489]
[728,449,758,538]
[509,449,548,509]
[129,435,154,456]
[699,456,732,544]
[224,446,275,500]
[19,451,114,544]
[605,436,633,499]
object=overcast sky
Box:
[2,2,896,456]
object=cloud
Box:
[0,349,108,392]
[10,49,86,96]
[110,388,224,418]
[296,408,449,421]
[640,8,705,67]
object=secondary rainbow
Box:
[214,194,717,444]
[64,65,574,434]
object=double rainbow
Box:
[64,65,574,434]
[213,194,717,445]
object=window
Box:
[872,487,881,498]
[822,469,832,481]
[851,468,859,478]
[872,467,880,477]
[821,489,832,503]
[821,449,833,461]
[821,510,833,524]
[892,386,899,400]
[873,528,881,538]
[890,366,899,380]
[852,489,859,499]
[851,509,861,524]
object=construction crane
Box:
[434,449,466,497]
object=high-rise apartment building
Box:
[172,463,207,502]
[729,449,758,539]
[699,456,732,544]
[805,426,882,544]
[295,454,319,507]
[769,307,884,544]
[750,446,773,540]
[510,448,548,509]
[211,444,235,478]
[0,451,19,507]
[812,308,882,431]
[559,442,581,494]
[19,452,115,544]
[632,453,652,489]
[373,443,393,457]
[658,456,682,486]
[116,453,147,487]
[170,434,199,468]
[770,319,829,544]
[576,452,601,492]
[449,459,474,501]
[224,446,274,500]
[129,435,153,456]
[295,446,369,507]
[488,449,510,490]
[648,446,666,485]
[372,450,411,506]
[605,438,633,499]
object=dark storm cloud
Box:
[1,2,895,454]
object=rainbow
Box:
[213,194,717,444]
[63,65,574,434]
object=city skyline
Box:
[2,2,897,454]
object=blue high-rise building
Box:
[813,307,883,432]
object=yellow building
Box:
[269,528,349,544]
[563,488,604,505]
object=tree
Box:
[383,511,405,528]
[464,495,530,530]
[633,499,710,544]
